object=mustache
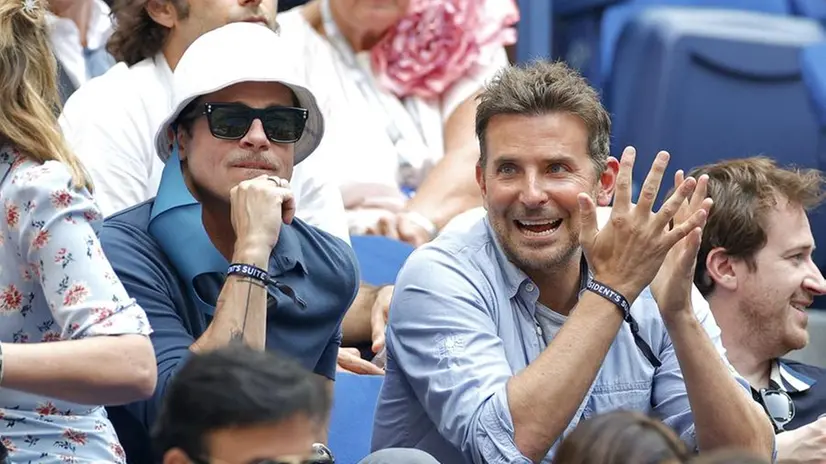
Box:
[228,152,282,168]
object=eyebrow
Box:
[784,243,816,254]
[492,154,577,165]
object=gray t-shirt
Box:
[535,304,567,345]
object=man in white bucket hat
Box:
[97,23,438,464]
[59,0,392,379]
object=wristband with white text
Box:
[586,278,662,368]
[227,263,270,286]
[226,263,309,312]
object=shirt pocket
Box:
[581,379,653,419]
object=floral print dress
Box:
[0,146,151,463]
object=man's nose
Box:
[803,261,826,296]
[519,175,549,208]
[239,118,270,151]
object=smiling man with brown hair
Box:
[691,156,826,463]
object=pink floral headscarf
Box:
[370,0,520,100]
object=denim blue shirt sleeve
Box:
[383,243,531,464]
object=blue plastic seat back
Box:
[600,0,791,92]
[350,235,415,287]
[328,373,385,464]
[791,0,826,24]
[802,43,826,128]
[609,7,826,300]
[801,42,826,307]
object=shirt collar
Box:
[774,359,817,393]
[149,150,307,282]
[154,52,174,96]
[485,217,530,298]
[484,217,590,300]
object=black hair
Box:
[151,344,330,460]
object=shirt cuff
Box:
[474,383,534,464]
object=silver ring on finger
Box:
[267,176,282,187]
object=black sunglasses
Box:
[757,388,795,433]
[189,102,308,144]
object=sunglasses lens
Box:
[262,108,306,143]
[763,390,793,423]
[210,106,252,139]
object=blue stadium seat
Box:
[609,7,826,289]
[350,235,415,287]
[515,0,554,63]
[802,43,826,134]
[801,42,826,308]
[610,7,824,185]
[791,0,826,24]
[599,0,791,94]
[328,373,384,464]
[554,0,623,85]
[554,0,623,16]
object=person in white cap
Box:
[58,0,392,375]
[96,23,437,464]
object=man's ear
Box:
[596,156,620,206]
[476,162,490,211]
[146,0,178,28]
[706,247,738,292]
[173,126,189,161]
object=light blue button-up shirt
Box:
[372,217,750,464]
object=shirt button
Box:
[525,283,535,292]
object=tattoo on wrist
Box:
[229,329,244,343]
[230,277,261,344]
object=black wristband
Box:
[585,278,662,368]
[227,263,270,286]
[586,279,631,319]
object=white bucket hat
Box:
[154,22,324,165]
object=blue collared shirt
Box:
[98,199,359,464]
[372,218,749,464]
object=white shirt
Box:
[58,53,351,243]
[47,0,113,88]
[278,8,509,232]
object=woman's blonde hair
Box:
[0,0,92,191]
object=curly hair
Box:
[107,0,190,66]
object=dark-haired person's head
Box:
[152,345,330,464]
[552,411,690,464]
[107,0,278,67]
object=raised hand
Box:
[230,175,295,252]
[650,170,713,315]
[578,147,708,303]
